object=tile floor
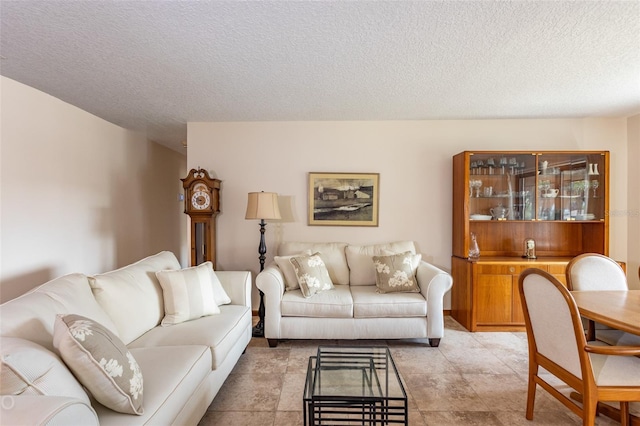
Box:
[198,316,639,425]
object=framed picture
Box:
[308,172,380,226]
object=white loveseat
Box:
[0,251,252,425]
[256,241,453,348]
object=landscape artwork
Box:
[308,172,379,226]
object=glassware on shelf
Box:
[468,232,480,260]
[591,180,599,197]
[538,180,551,196]
[469,179,482,197]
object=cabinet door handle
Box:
[509,267,515,273]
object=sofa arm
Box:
[216,271,252,307]
[256,263,286,339]
[416,261,453,340]
[0,395,98,425]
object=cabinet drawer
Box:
[547,264,568,275]
[477,264,532,275]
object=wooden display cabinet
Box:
[451,151,609,332]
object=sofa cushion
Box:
[351,285,427,318]
[274,250,312,290]
[94,345,211,426]
[278,242,349,285]
[281,284,353,318]
[53,315,144,415]
[290,253,335,298]
[346,241,417,285]
[156,262,223,326]
[0,337,89,403]
[89,251,181,345]
[373,252,421,293]
[0,273,119,351]
[127,305,251,370]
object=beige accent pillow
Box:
[346,241,417,285]
[274,250,312,291]
[0,337,89,402]
[289,253,335,298]
[372,251,422,294]
[155,262,223,326]
[53,314,144,415]
[278,242,349,284]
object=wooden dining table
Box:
[570,289,640,337]
[569,289,640,425]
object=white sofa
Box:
[256,241,453,348]
[0,251,252,425]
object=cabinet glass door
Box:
[469,154,536,221]
[537,153,604,221]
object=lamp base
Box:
[252,321,264,338]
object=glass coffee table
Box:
[303,346,408,425]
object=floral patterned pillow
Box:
[289,252,334,298]
[53,314,144,415]
[372,251,422,293]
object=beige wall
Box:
[1,76,633,306]
[0,77,188,302]
[627,114,640,290]
[188,119,631,309]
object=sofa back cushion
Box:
[88,251,181,345]
[0,273,119,351]
[346,241,417,285]
[278,242,349,285]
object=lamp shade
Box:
[245,192,282,220]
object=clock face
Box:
[191,190,211,210]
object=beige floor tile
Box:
[231,347,289,375]
[207,372,284,412]
[198,410,276,425]
[421,410,503,425]
[276,372,306,411]
[403,372,490,412]
[273,410,303,426]
[442,346,516,375]
[463,372,530,412]
[198,317,639,426]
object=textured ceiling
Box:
[1,1,639,152]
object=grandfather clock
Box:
[181,168,221,267]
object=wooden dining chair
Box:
[566,253,640,346]
[519,268,640,426]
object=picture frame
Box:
[308,172,380,226]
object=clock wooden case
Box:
[181,168,221,267]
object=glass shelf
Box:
[467,153,605,222]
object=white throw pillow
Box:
[289,253,335,298]
[274,250,312,290]
[53,315,144,415]
[0,337,89,403]
[155,262,224,326]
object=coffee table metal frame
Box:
[303,346,408,425]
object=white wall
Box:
[188,119,631,310]
[0,77,188,302]
[627,114,640,290]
